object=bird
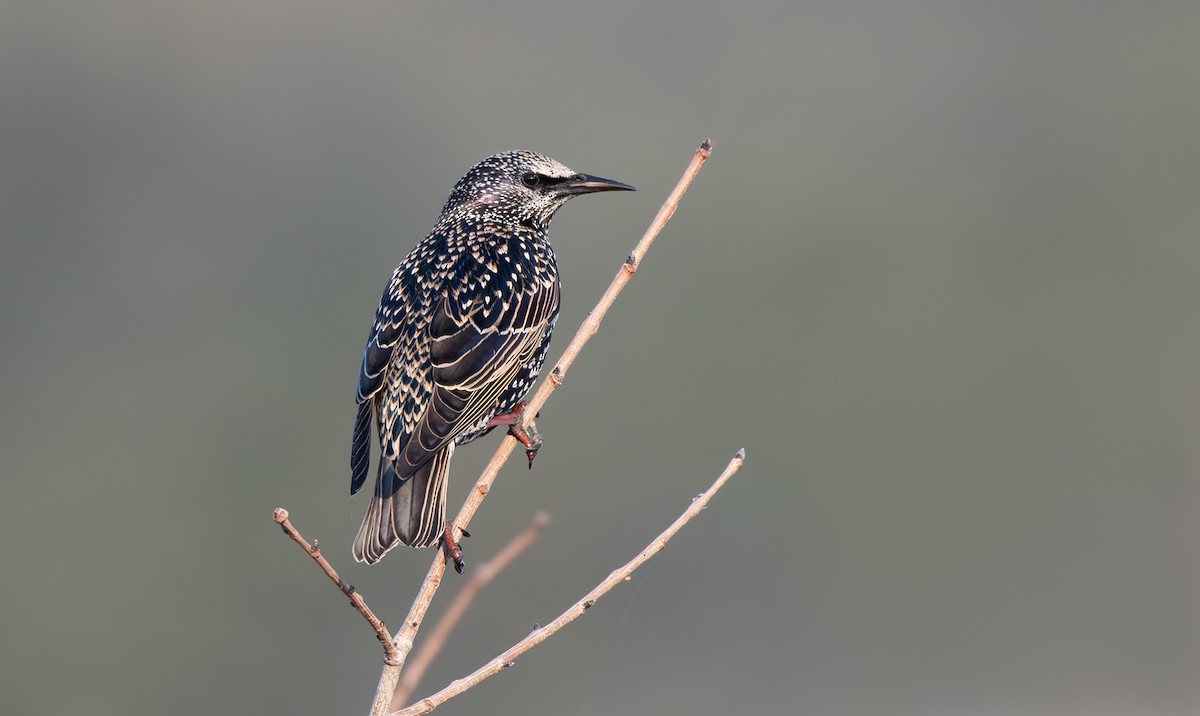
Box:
[350,150,634,569]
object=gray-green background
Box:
[3,2,1198,715]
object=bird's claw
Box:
[511,421,542,469]
[487,402,544,469]
[441,524,466,574]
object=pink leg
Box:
[440,523,469,574]
[487,402,544,468]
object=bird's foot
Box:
[512,421,543,469]
[440,524,470,574]
[487,402,543,469]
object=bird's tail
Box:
[352,444,453,564]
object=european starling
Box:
[350,150,634,566]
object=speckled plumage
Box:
[351,151,634,564]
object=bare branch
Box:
[271,508,400,664]
[391,449,746,716]
[390,512,551,711]
[368,139,714,716]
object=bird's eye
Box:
[520,172,541,188]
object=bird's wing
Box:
[356,268,412,405]
[396,239,559,476]
[351,264,420,494]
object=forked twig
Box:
[392,449,746,716]
[390,512,551,710]
[368,139,714,716]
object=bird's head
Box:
[443,150,635,228]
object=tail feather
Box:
[352,444,453,563]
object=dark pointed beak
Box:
[560,173,636,195]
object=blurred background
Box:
[2,2,1198,715]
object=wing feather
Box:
[398,235,559,473]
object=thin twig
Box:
[392,449,746,716]
[368,139,714,716]
[390,512,551,711]
[271,508,400,664]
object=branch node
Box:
[583,600,596,610]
